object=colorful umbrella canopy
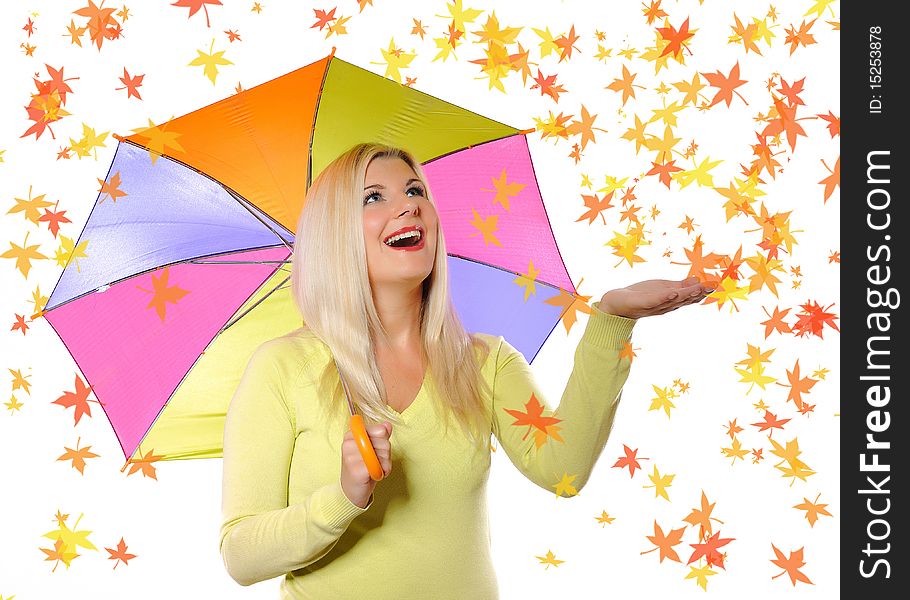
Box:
[39,52,578,462]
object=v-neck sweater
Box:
[220,305,636,599]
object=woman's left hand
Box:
[596,276,712,319]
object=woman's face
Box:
[362,156,438,291]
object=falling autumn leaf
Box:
[641,521,685,563]
[189,39,232,84]
[793,493,832,527]
[57,437,100,474]
[770,544,813,586]
[105,537,137,569]
[52,375,98,425]
[116,68,144,100]
[503,393,562,441]
[612,444,648,477]
[172,0,222,28]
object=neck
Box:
[371,282,423,350]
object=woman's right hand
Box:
[340,421,393,508]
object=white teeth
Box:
[384,230,421,246]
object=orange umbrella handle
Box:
[349,414,384,481]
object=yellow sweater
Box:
[220,305,635,599]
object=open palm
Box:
[596,276,711,319]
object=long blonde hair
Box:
[290,143,492,445]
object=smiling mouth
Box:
[383,228,423,249]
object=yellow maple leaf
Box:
[189,39,233,85]
[5,395,24,413]
[643,124,682,163]
[377,38,416,83]
[596,511,616,526]
[606,229,648,267]
[536,549,564,569]
[482,168,526,211]
[685,563,717,590]
[472,11,521,46]
[648,384,676,418]
[55,235,90,272]
[706,275,749,312]
[68,123,108,160]
[9,368,31,395]
[734,362,776,393]
[553,472,578,497]
[438,0,483,34]
[131,118,186,164]
[8,186,53,224]
[2,232,48,278]
[468,208,503,247]
[674,155,722,188]
[543,286,592,334]
[644,465,674,501]
[513,259,539,301]
[721,436,748,463]
[532,27,560,58]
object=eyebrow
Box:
[363,178,423,191]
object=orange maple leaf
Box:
[74,0,122,50]
[52,375,98,425]
[671,235,724,285]
[606,64,643,107]
[576,191,614,225]
[135,268,191,322]
[641,521,685,563]
[784,19,817,55]
[123,449,164,480]
[554,25,580,62]
[762,96,808,152]
[57,437,100,474]
[779,359,817,410]
[503,393,562,441]
[771,544,813,585]
[543,286,592,334]
[642,0,668,25]
[702,62,748,108]
[683,491,724,541]
[612,444,648,477]
[171,0,222,28]
[105,537,137,568]
[793,494,833,527]
[40,538,79,572]
[98,171,127,203]
[760,305,792,338]
[816,110,839,137]
[646,160,683,188]
[819,157,840,203]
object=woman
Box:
[220,143,709,598]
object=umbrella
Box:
[36,50,580,463]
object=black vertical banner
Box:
[842,2,907,597]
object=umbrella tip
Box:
[112,133,125,142]
[330,46,337,58]
[31,309,45,319]
[519,127,535,135]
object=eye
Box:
[363,191,382,205]
[407,185,425,197]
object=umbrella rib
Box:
[218,275,291,335]
[446,253,567,292]
[115,137,295,252]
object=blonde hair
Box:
[290,143,492,445]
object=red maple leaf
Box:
[776,77,806,106]
[12,314,30,335]
[612,444,649,477]
[657,17,694,59]
[311,7,337,31]
[504,393,562,441]
[687,531,734,569]
[530,69,567,103]
[751,410,791,433]
[791,300,839,338]
[115,68,144,100]
[171,0,222,28]
[52,375,99,425]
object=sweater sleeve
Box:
[490,303,636,494]
[219,340,370,586]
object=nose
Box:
[396,194,419,217]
